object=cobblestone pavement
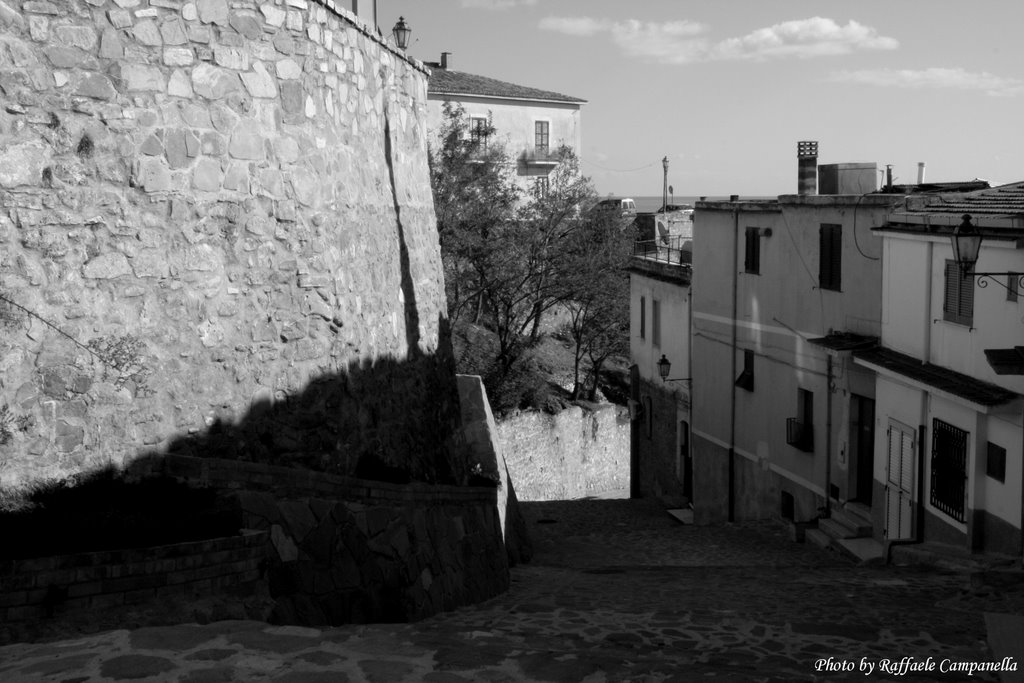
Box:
[1,498,1022,682]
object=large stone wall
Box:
[0,0,468,486]
[496,403,630,501]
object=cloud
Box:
[829,67,1023,97]
[539,15,897,65]
[462,0,538,9]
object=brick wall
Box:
[0,0,467,487]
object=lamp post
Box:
[662,156,669,214]
[950,213,1024,291]
[392,16,411,50]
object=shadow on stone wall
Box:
[152,313,471,487]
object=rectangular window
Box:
[534,120,549,153]
[787,388,814,452]
[931,419,968,523]
[735,349,754,391]
[1007,273,1019,302]
[469,116,489,148]
[943,260,974,326]
[819,223,842,291]
[987,442,1006,482]
[652,299,661,348]
[639,296,646,340]
[744,227,760,274]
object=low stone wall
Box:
[0,530,267,626]
[138,455,509,625]
[496,403,630,501]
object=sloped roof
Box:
[899,181,1024,218]
[428,68,586,104]
[854,346,1019,407]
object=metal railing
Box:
[521,147,561,164]
[632,236,691,266]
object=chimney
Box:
[440,52,452,69]
[797,141,818,195]
[885,164,893,191]
[917,162,926,185]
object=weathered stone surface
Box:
[229,129,264,160]
[229,13,263,40]
[160,17,188,45]
[74,73,117,100]
[55,25,97,51]
[276,58,301,80]
[116,63,166,91]
[83,252,131,279]
[135,157,172,192]
[260,4,286,28]
[132,19,162,46]
[196,0,228,26]
[240,61,276,98]
[192,158,221,192]
[191,63,239,99]
[0,141,51,188]
[168,69,193,97]
[99,27,123,59]
[163,47,194,67]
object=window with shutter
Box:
[639,296,646,340]
[744,227,760,274]
[943,260,974,326]
[819,224,842,291]
[931,419,968,522]
[652,299,661,348]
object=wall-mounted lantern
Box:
[657,355,690,383]
[392,16,411,50]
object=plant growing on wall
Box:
[0,404,32,446]
[86,334,152,391]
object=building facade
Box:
[689,156,903,529]
[424,55,585,198]
[628,240,692,504]
[858,183,1024,557]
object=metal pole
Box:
[662,157,669,214]
[825,354,833,516]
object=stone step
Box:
[835,537,885,566]
[805,528,833,550]
[830,508,873,537]
[818,518,858,540]
[843,501,873,527]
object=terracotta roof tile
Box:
[901,181,1024,217]
[428,69,585,104]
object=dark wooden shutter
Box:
[819,224,841,290]
[744,228,759,274]
[943,260,973,325]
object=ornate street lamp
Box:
[657,355,690,383]
[950,213,1024,292]
[392,16,411,50]
[951,214,982,276]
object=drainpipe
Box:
[728,203,739,522]
[923,241,933,363]
[824,354,833,516]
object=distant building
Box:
[859,183,1024,557]
[628,230,692,503]
[424,53,585,198]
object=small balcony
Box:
[632,236,691,266]
[520,147,561,167]
[786,418,814,452]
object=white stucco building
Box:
[857,182,1024,558]
[423,54,585,198]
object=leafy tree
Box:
[557,207,632,400]
[428,102,520,323]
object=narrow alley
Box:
[1,499,1022,682]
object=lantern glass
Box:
[951,214,981,274]
[657,355,671,380]
[392,17,411,50]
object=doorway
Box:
[850,394,875,505]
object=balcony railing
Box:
[633,236,691,266]
[786,418,814,452]
[521,147,561,166]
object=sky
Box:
[382,0,1024,198]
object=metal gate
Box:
[885,420,915,540]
